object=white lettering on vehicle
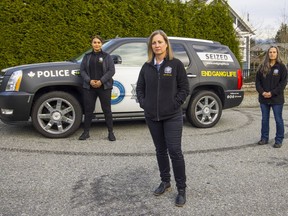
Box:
[36,69,70,78]
[227,92,242,99]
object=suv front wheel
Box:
[186,90,222,128]
[31,91,82,138]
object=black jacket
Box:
[255,62,287,104]
[80,51,115,90]
[136,57,189,121]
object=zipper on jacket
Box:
[157,67,161,121]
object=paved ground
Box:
[1,92,288,216]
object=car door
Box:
[95,41,148,115]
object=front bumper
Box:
[223,90,244,109]
[0,91,33,123]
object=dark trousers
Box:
[145,113,186,189]
[82,88,113,133]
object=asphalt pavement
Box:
[1,91,288,216]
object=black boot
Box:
[108,131,116,141]
[175,188,186,207]
[153,182,171,196]
[79,131,90,140]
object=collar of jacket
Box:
[148,55,169,66]
[91,50,103,55]
[87,50,107,57]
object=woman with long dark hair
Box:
[256,46,287,148]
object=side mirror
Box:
[111,54,122,64]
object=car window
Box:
[192,44,236,69]
[171,43,190,67]
[110,42,147,66]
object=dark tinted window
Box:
[171,43,190,67]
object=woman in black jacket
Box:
[136,30,189,207]
[256,46,287,148]
[79,35,116,141]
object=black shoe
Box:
[79,132,90,140]
[175,188,186,207]
[153,182,171,196]
[258,139,268,145]
[273,143,282,148]
[108,132,116,141]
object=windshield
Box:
[69,40,113,63]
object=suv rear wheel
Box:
[186,90,222,128]
[31,91,82,138]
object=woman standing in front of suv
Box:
[79,35,116,141]
[136,30,189,207]
[256,46,287,148]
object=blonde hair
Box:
[147,30,174,63]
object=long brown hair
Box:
[258,46,282,76]
[147,30,174,63]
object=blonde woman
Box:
[136,30,189,207]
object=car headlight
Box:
[5,70,23,91]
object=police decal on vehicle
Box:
[27,69,79,78]
[111,80,125,105]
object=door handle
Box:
[187,73,196,78]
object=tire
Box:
[186,90,222,128]
[31,91,82,138]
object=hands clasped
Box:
[262,91,272,98]
[90,80,102,88]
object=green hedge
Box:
[0,0,240,69]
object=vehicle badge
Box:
[28,71,36,78]
[71,70,80,76]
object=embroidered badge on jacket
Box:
[164,66,172,76]
[273,69,279,75]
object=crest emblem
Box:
[164,66,172,74]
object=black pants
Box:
[145,113,186,189]
[82,87,113,133]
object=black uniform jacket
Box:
[255,62,287,104]
[80,51,115,90]
[136,57,189,121]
